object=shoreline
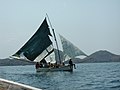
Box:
[0,58,35,66]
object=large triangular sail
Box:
[59,34,87,59]
[12,18,54,61]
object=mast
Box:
[46,14,61,64]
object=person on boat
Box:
[54,62,59,68]
[62,62,65,66]
[40,58,48,67]
[39,63,43,68]
[35,62,40,69]
[48,62,51,67]
[69,59,76,69]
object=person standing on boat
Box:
[35,62,40,69]
[69,59,76,69]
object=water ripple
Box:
[0,63,120,90]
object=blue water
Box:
[0,63,120,90]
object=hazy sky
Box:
[0,0,120,58]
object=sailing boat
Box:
[12,17,86,72]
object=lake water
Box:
[0,62,120,90]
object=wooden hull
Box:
[36,65,73,72]
[0,78,41,90]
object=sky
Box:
[0,0,120,59]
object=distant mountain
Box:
[0,50,120,66]
[82,50,120,63]
[0,58,35,66]
[64,58,84,64]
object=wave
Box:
[109,80,120,83]
[110,85,120,89]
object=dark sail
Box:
[13,18,53,61]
